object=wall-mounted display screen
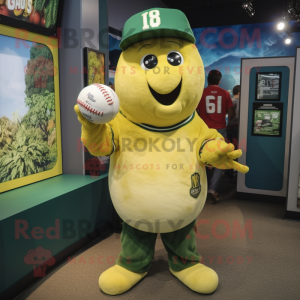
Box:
[0,0,61,36]
[252,102,283,137]
[256,72,282,101]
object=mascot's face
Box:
[115,37,205,127]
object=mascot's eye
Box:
[167,51,184,66]
[140,54,158,70]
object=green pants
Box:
[116,220,202,273]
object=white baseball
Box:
[77,84,120,124]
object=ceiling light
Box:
[285,33,293,44]
[277,22,285,30]
[287,0,300,20]
[285,37,292,44]
[242,1,255,17]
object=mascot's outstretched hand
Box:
[74,104,116,157]
[74,104,99,131]
[199,138,249,173]
[74,83,119,157]
[74,103,102,150]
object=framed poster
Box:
[83,47,106,87]
[255,72,282,101]
[0,0,62,37]
[252,102,283,137]
[0,24,62,193]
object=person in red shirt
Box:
[196,70,235,203]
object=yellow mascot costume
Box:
[75,8,249,295]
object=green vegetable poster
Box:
[0,0,59,29]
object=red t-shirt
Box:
[196,85,233,129]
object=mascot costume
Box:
[75,8,249,295]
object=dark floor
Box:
[17,175,300,300]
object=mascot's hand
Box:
[74,104,114,157]
[74,104,100,130]
[74,104,104,151]
[74,104,102,141]
[200,138,249,174]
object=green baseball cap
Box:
[120,8,195,51]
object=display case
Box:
[238,58,294,196]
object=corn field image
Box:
[0,36,57,183]
[88,50,105,85]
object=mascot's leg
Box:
[99,222,157,295]
[161,220,219,294]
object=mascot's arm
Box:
[74,104,118,157]
[196,117,249,174]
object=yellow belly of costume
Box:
[108,114,207,233]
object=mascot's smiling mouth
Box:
[148,78,182,106]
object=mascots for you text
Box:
[75,8,249,295]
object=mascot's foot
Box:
[170,263,218,294]
[99,265,147,295]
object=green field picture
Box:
[253,110,281,136]
[0,36,57,183]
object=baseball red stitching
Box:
[93,83,114,105]
[77,99,104,116]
